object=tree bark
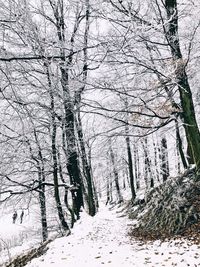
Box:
[27,134,48,242]
[109,141,123,203]
[175,120,188,169]
[49,0,84,219]
[52,118,70,232]
[125,125,136,201]
[38,174,48,242]
[165,0,200,176]
[106,174,111,205]
[160,137,169,182]
[134,144,140,189]
[143,138,154,188]
[57,150,75,228]
[45,63,70,232]
[76,112,96,216]
[153,138,160,183]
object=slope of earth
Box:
[21,204,200,267]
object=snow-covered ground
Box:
[0,209,42,266]
[9,205,198,267]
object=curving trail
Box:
[25,205,200,267]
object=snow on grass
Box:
[19,204,200,267]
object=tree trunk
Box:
[49,0,84,219]
[52,121,70,232]
[134,144,140,189]
[61,122,82,221]
[175,120,188,170]
[27,132,48,242]
[57,150,75,228]
[64,108,83,219]
[88,147,99,210]
[143,138,154,188]
[45,63,70,232]
[165,0,200,176]
[106,174,111,205]
[153,138,160,183]
[125,125,136,201]
[37,143,48,242]
[109,141,123,203]
[76,112,96,216]
[38,177,48,242]
[160,137,169,182]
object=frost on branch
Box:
[129,168,200,240]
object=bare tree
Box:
[104,0,200,175]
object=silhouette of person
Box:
[12,211,17,224]
[20,210,24,224]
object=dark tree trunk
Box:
[76,112,96,216]
[125,126,136,201]
[106,158,113,205]
[45,63,70,232]
[143,138,154,188]
[27,132,48,242]
[38,178,48,242]
[57,150,75,228]
[50,0,84,219]
[88,148,99,210]
[160,137,170,182]
[165,0,200,177]
[34,131,48,242]
[37,144,48,242]
[106,175,111,205]
[52,122,70,232]
[73,0,96,215]
[63,107,84,220]
[109,141,123,203]
[153,138,160,183]
[175,120,188,169]
[61,122,83,221]
[134,144,140,189]
[186,142,194,165]
[92,176,99,210]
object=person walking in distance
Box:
[20,210,24,224]
[12,211,17,224]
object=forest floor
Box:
[13,204,200,267]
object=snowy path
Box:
[25,205,200,267]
